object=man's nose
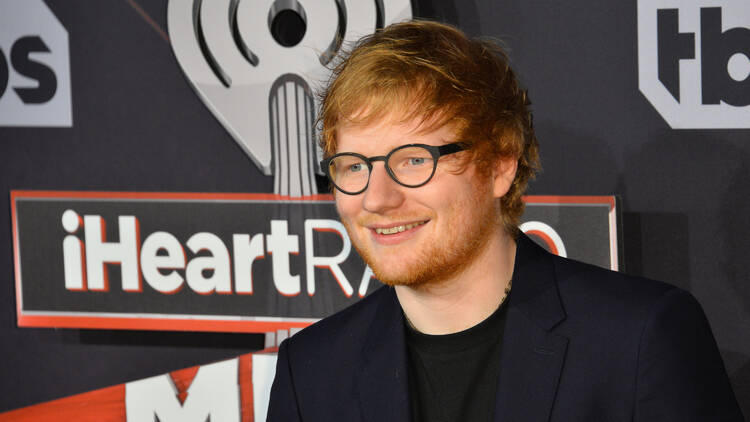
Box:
[362,163,405,213]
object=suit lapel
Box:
[493,234,569,422]
[356,287,411,422]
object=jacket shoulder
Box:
[551,253,679,313]
[284,285,393,355]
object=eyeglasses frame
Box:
[320,142,467,195]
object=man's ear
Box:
[492,156,518,198]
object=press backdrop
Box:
[0,0,748,415]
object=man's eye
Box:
[407,157,426,166]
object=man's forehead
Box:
[335,112,457,152]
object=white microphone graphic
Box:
[168,0,412,196]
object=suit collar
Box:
[357,287,411,422]
[507,232,567,330]
[493,232,568,422]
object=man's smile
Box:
[361,219,431,246]
[372,220,429,235]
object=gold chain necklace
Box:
[404,278,512,332]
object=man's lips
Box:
[368,220,429,235]
[373,221,428,235]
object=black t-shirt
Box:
[405,301,508,422]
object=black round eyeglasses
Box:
[320,142,466,195]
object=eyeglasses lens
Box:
[388,146,435,186]
[329,154,369,193]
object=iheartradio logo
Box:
[167,0,413,196]
[12,192,618,332]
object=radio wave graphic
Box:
[168,0,412,196]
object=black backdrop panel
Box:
[0,0,748,414]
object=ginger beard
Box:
[341,171,501,288]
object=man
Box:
[267,20,742,421]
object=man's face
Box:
[334,117,502,287]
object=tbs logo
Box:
[0,0,72,127]
[638,0,750,129]
[167,0,412,196]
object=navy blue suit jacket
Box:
[267,234,743,421]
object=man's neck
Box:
[394,230,516,335]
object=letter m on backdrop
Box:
[125,358,240,421]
